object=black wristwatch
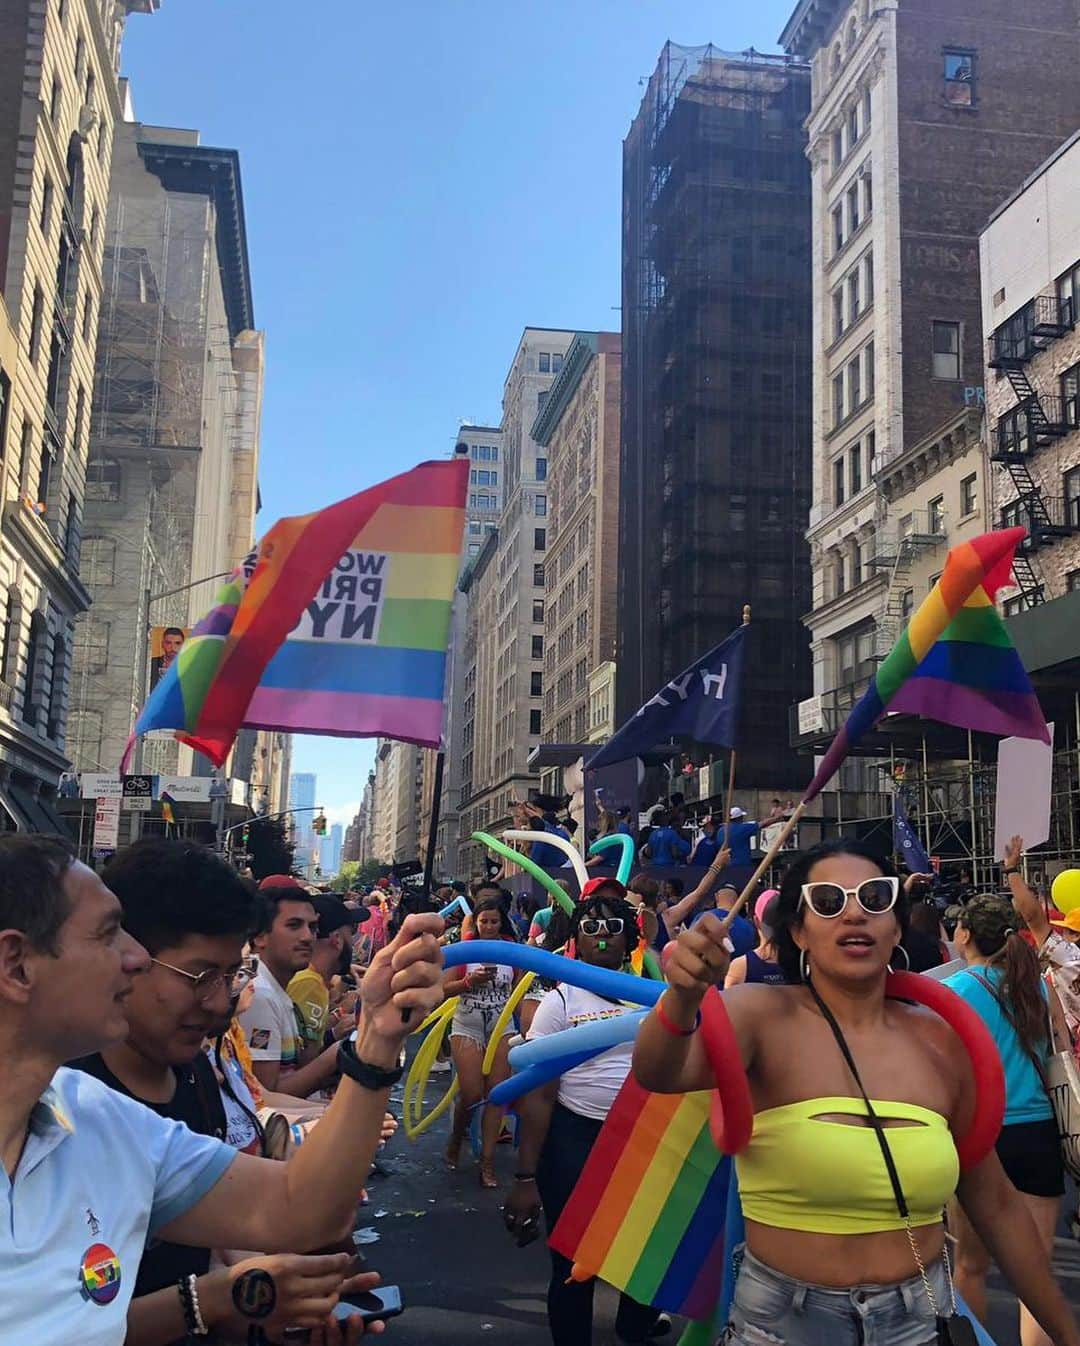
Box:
[1004,866,1021,876]
[337,1035,404,1090]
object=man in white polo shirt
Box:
[0,835,445,1345]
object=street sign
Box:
[82,772,122,800]
[93,796,120,857]
[122,774,153,813]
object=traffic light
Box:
[312,812,327,837]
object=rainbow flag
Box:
[125,459,467,767]
[804,526,1048,802]
[550,1078,730,1320]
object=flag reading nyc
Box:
[586,624,748,770]
[291,551,388,643]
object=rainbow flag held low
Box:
[124,458,468,767]
[803,526,1049,802]
[550,1077,731,1321]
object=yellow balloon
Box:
[1051,870,1080,914]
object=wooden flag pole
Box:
[721,605,751,830]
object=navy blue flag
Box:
[587,625,747,771]
[893,789,932,875]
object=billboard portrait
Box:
[148,625,189,691]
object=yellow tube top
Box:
[735,1097,959,1235]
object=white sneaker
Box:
[430,1059,451,1074]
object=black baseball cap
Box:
[313,894,368,937]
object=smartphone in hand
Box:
[332,1285,404,1324]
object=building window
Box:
[538,352,551,373]
[862,172,873,218]
[81,536,115,586]
[552,353,564,373]
[533,563,544,587]
[1,589,20,685]
[864,341,875,399]
[834,554,846,598]
[931,321,960,379]
[467,543,479,556]
[847,356,861,410]
[832,205,844,255]
[16,419,31,490]
[849,442,862,495]
[1003,595,1026,618]
[834,456,845,506]
[49,75,62,122]
[534,527,546,550]
[863,88,872,128]
[1065,467,1080,528]
[901,589,914,621]
[529,709,542,736]
[1062,363,1080,427]
[832,289,844,341]
[39,174,53,235]
[866,429,876,474]
[71,383,85,457]
[928,495,944,535]
[848,103,859,146]
[852,540,863,586]
[85,454,121,502]
[37,429,57,507]
[468,520,481,536]
[531,635,543,659]
[530,671,542,697]
[832,127,843,171]
[864,252,874,306]
[534,494,547,516]
[29,286,44,362]
[1067,570,1080,593]
[944,49,976,106]
[960,473,977,517]
[847,269,860,324]
[832,372,845,427]
[1057,263,1080,327]
[532,600,544,623]
[535,457,547,482]
[47,631,66,737]
[847,183,860,235]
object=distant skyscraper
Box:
[326,823,343,877]
[289,772,317,873]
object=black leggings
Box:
[537,1102,660,1346]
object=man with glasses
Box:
[1,834,445,1344]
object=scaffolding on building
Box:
[620,42,814,792]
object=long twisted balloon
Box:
[588,831,636,884]
[471,830,576,915]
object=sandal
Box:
[479,1160,498,1189]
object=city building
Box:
[461,423,502,560]
[370,737,421,865]
[66,118,262,791]
[288,770,316,875]
[0,0,158,830]
[456,328,573,872]
[456,528,498,879]
[343,768,375,865]
[782,0,1080,825]
[618,45,813,796]
[980,129,1080,607]
[587,661,617,745]
[531,331,621,747]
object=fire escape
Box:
[988,293,1076,606]
[868,511,943,657]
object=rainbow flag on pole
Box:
[803,526,1048,802]
[124,458,467,767]
[550,1079,730,1320]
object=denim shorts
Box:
[723,1247,949,1346]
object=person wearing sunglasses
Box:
[634,838,1080,1346]
[505,879,668,1346]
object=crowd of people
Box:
[5,819,1080,1346]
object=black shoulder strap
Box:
[806,981,910,1221]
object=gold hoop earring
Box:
[800,949,811,983]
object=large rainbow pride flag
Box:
[804,526,1048,802]
[125,458,467,767]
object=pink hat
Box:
[755,889,779,927]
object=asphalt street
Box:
[365,1064,1080,1346]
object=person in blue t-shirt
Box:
[689,816,722,867]
[616,809,635,838]
[945,894,1065,1340]
[528,812,573,870]
[642,809,690,868]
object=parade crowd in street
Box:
[6,807,1080,1346]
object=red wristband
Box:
[655,998,700,1037]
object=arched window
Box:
[22,612,46,725]
[47,630,66,738]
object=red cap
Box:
[580,877,628,900]
[258,874,307,892]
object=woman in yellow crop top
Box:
[634,839,1080,1346]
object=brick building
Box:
[531,331,620,749]
[0,0,157,829]
[783,0,1080,823]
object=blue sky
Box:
[122,0,793,829]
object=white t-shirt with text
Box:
[527,984,633,1121]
